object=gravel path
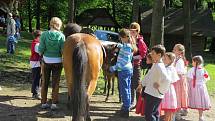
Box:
[0,86,214,121]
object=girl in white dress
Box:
[187,55,211,121]
[172,44,188,119]
[162,52,179,121]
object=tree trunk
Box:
[183,0,192,60]
[132,0,139,22]
[47,1,54,29]
[165,0,174,8]
[28,0,32,32]
[68,0,75,23]
[165,0,170,8]
[209,38,215,52]
[112,0,118,32]
[150,0,165,46]
[36,0,41,30]
[9,0,16,12]
[190,0,198,10]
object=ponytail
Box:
[192,63,197,88]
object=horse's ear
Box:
[103,44,110,49]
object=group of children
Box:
[109,26,211,121]
[134,44,211,121]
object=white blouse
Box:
[187,67,210,85]
[175,58,187,75]
[143,60,171,99]
[166,65,179,83]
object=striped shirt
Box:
[112,43,133,71]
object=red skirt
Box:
[135,95,145,116]
[136,94,163,116]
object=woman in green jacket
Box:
[38,17,65,110]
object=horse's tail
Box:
[71,41,88,121]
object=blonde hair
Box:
[49,17,62,31]
[175,44,185,54]
[175,44,187,66]
[119,28,130,38]
[129,22,140,33]
[165,52,176,64]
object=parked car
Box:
[94,30,120,43]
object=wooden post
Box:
[150,0,165,46]
[183,0,192,60]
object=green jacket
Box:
[38,31,65,57]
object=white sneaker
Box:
[199,116,205,121]
[41,103,49,109]
[175,112,182,120]
[181,109,188,116]
[50,104,58,110]
[32,94,41,100]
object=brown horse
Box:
[102,44,121,102]
[63,33,104,121]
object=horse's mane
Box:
[63,23,82,38]
[80,28,97,38]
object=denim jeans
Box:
[118,69,133,111]
[31,67,41,95]
[7,40,15,54]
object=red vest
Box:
[30,37,41,61]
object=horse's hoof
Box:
[105,98,108,102]
[86,117,91,121]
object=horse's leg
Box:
[86,64,100,98]
[85,95,91,121]
[111,76,115,95]
[63,43,73,109]
[105,76,111,102]
[63,47,72,108]
[87,78,98,96]
[103,77,107,95]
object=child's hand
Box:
[130,36,135,44]
[136,84,142,93]
[109,66,115,73]
[153,82,160,89]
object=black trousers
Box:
[144,93,162,121]
[31,67,41,95]
[131,65,141,105]
[41,62,62,104]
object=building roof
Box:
[141,8,215,37]
[0,0,24,13]
[76,8,120,28]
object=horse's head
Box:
[103,44,119,70]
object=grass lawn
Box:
[0,32,215,96]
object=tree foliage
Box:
[18,0,211,31]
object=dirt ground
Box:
[0,69,214,121]
[0,85,214,121]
